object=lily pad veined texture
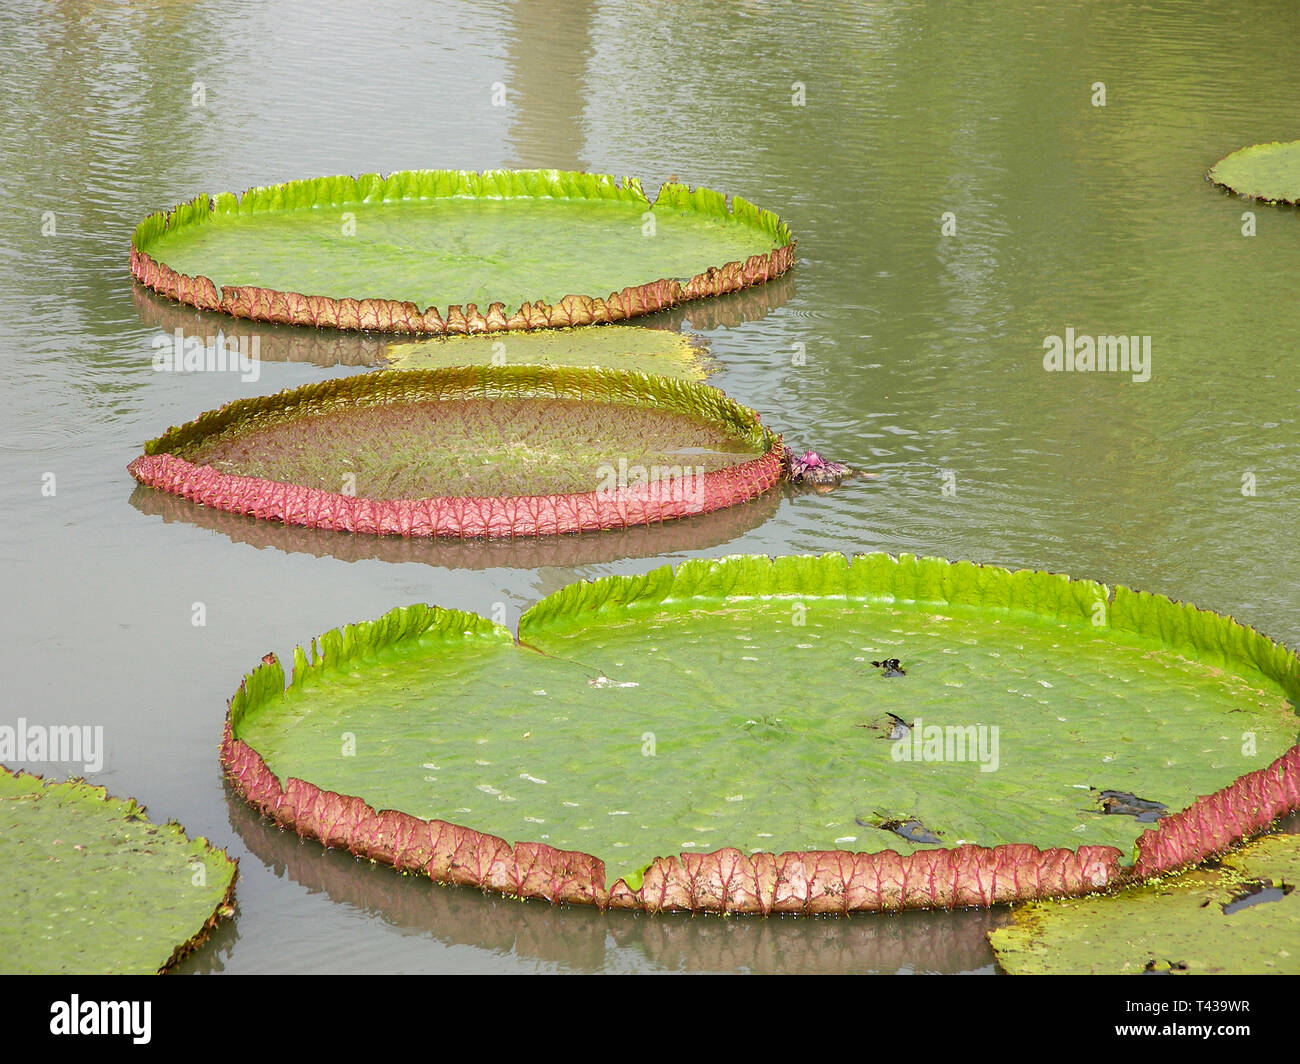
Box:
[127,366,783,538]
[221,553,1300,914]
[0,767,237,974]
[1208,140,1300,204]
[130,169,796,334]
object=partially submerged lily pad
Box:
[382,325,715,381]
[1208,140,1300,204]
[988,833,1300,974]
[0,766,237,974]
[221,553,1300,913]
[128,366,783,538]
[131,169,796,334]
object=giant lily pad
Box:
[130,169,796,334]
[221,553,1300,913]
[128,366,783,538]
[1208,140,1300,204]
[0,767,237,974]
[988,832,1300,974]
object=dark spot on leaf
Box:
[856,711,912,740]
[1092,789,1167,822]
[1142,958,1189,974]
[1222,879,1293,915]
[856,813,942,844]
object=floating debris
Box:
[856,711,913,740]
[1093,789,1167,823]
[870,658,906,677]
[1142,959,1189,975]
[856,813,943,845]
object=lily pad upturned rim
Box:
[1,765,238,973]
[127,365,784,539]
[220,552,1300,914]
[129,168,797,335]
[1207,139,1300,204]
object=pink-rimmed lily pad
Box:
[128,366,783,539]
[130,169,796,334]
[220,553,1300,913]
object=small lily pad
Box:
[0,767,237,974]
[1208,140,1300,204]
[988,833,1300,974]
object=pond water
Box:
[1,0,1297,973]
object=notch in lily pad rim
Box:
[130,168,797,334]
[220,552,1300,914]
[128,365,784,539]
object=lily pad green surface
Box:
[223,554,1300,911]
[989,833,1300,974]
[131,169,796,334]
[1208,140,1300,203]
[0,767,237,974]
[382,325,714,381]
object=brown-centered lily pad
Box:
[128,366,783,538]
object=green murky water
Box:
[2,0,1298,974]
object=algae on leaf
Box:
[989,833,1300,974]
[0,767,237,974]
[1208,140,1300,204]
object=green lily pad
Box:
[382,325,715,381]
[0,767,237,974]
[1208,140,1300,203]
[988,833,1300,974]
[128,366,782,537]
[222,553,1300,912]
[131,169,796,334]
